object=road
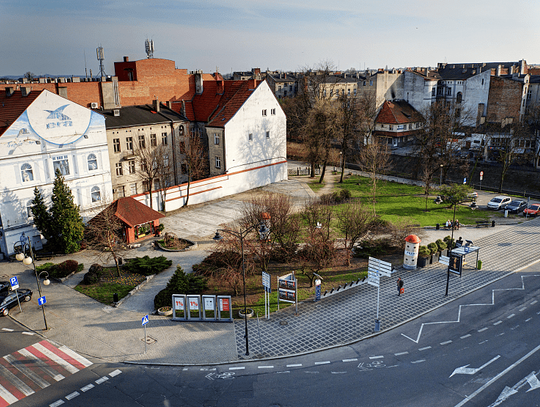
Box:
[3,264,540,406]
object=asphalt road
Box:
[7,263,537,407]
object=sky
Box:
[1,0,537,77]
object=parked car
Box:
[0,281,10,293]
[523,203,540,217]
[467,192,478,201]
[506,200,527,214]
[0,289,32,316]
[487,196,512,210]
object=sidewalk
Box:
[1,168,538,365]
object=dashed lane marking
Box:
[440,340,452,346]
[49,400,64,407]
[479,340,489,345]
[331,372,347,374]
[80,384,94,392]
[526,318,532,322]
[1,328,14,332]
[411,360,426,364]
[342,359,358,362]
[229,367,245,371]
[21,332,34,336]
[519,307,527,312]
[478,327,489,333]
[315,361,330,365]
[369,356,384,360]
[65,391,79,400]
[286,364,302,368]
[419,346,432,351]
[95,376,108,385]
[507,313,515,319]
[109,370,122,377]
[258,366,274,369]
[395,352,409,356]
[493,321,503,326]
[530,300,537,305]
[460,334,472,339]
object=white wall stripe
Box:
[32,343,79,374]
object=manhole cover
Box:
[279,320,288,326]
[142,336,156,344]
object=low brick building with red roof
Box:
[373,100,424,147]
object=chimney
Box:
[5,87,14,97]
[123,56,129,62]
[496,65,502,76]
[153,99,160,112]
[167,101,172,109]
[195,70,203,94]
[21,87,31,97]
[424,68,429,76]
[249,79,257,89]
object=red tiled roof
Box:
[109,197,164,227]
[375,100,423,125]
[0,89,42,136]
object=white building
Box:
[0,89,112,256]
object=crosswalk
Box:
[0,340,92,406]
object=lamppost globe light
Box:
[15,253,25,262]
[23,256,33,266]
[43,279,50,286]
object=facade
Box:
[0,89,112,256]
[373,100,424,147]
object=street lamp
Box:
[14,233,49,330]
[213,219,269,356]
[445,201,458,297]
[440,164,444,186]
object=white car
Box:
[487,196,511,210]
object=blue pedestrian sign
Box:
[142,315,149,326]
[10,277,19,290]
[38,296,46,306]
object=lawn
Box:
[75,268,146,305]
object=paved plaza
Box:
[1,168,539,365]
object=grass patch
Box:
[75,268,146,305]
[308,179,325,193]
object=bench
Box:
[476,220,490,228]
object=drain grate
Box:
[142,336,156,344]
[279,320,288,326]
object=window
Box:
[389,125,393,130]
[130,183,137,195]
[456,92,463,104]
[143,181,151,192]
[179,126,185,136]
[347,89,351,96]
[154,179,161,190]
[342,89,345,95]
[128,160,135,174]
[354,88,357,96]
[214,134,220,145]
[481,79,485,86]
[370,80,373,86]
[52,155,70,176]
[446,88,452,96]
[26,201,33,218]
[363,81,366,86]
[179,141,186,154]
[215,156,221,169]
[162,132,168,145]
[249,133,253,141]
[266,131,270,139]
[432,88,436,96]
[150,134,157,147]
[21,163,34,182]
[126,137,133,151]
[138,135,145,148]
[87,154,98,171]
[114,186,125,199]
[271,108,276,115]
[113,138,121,153]
[115,163,123,176]
[181,164,187,173]
[91,186,101,202]
[262,109,267,116]
[164,155,169,167]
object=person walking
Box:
[397,277,404,296]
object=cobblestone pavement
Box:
[234,217,540,359]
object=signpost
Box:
[278,272,297,314]
[262,271,271,319]
[38,296,46,306]
[368,257,392,332]
[479,171,484,190]
[10,277,22,313]
[142,314,149,354]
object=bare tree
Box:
[181,129,208,207]
[134,143,164,210]
[359,138,392,215]
[335,202,373,267]
[154,145,174,212]
[85,204,126,277]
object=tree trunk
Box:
[318,160,327,183]
[310,161,316,178]
[339,153,346,183]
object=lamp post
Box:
[440,164,444,187]
[445,202,457,297]
[14,233,49,330]
[213,220,269,356]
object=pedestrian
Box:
[397,277,404,296]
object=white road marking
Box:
[95,376,109,384]
[315,361,330,365]
[49,400,65,407]
[109,369,122,377]
[342,358,358,362]
[395,352,409,356]
[33,343,79,374]
[526,318,532,322]
[229,367,245,370]
[498,332,505,336]
[369,355,384,359]
[2,328,14,332]
[478,327,488,333]
[507,314,515,319]
[479,340,489,345]
[441,340,453,345]
[65,391,80,400]
[519,307,527,312]
[200,368,216,371]
[387,365,399,368]
[493,321,502,326]
[258,366,274,369]
[58,346,93,367]
[276,371,290,374]
[530,300,537,305]
[411,359,425,364]
[287,364,302,367]
[331,371,347,374]
[511,325,520,330]
[0,383,18,404]
[22,332,34,336]
[183,368,188,371]
[461,334,472,339]
[419,346,432,351]
[304,371,319,374]
[81,384,94,392]
[449,355,501,378]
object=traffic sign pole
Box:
[141,315,149,354]
[479,171,484,190]
[11,277,22,313]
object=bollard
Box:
[436,223,440,230]
[113,293,119,303]
[492,220,496,227]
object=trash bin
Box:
[492,220,496,227]
[113,293,119,303]
[477,260,482,270]
[436,223,440,230]
[504,209,508,218]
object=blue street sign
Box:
[9,276,19,290]
[142,315,149,326]
[38,296,46,306]
[463,177,467,184]
[315,285,321,301]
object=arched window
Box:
[26,201,33,218]
[88,154,98,171]
[91,186,101,202]
[456,92,463,104]
[21,163,34,182]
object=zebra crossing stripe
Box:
[0,383,18,406]
[56,345,92,368]
[18,349,65,382]
[32,343,79,375]
[0,362,34,397]
[3,354,51,389]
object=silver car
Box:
[487,196,511,210]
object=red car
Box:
[523,204,540,217]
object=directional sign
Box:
[463,177,467,184]
[141,315,149,326]
[9,276,19,290]
[262,271,271,293]
[449,355,500,378]
[38,296,46,306]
